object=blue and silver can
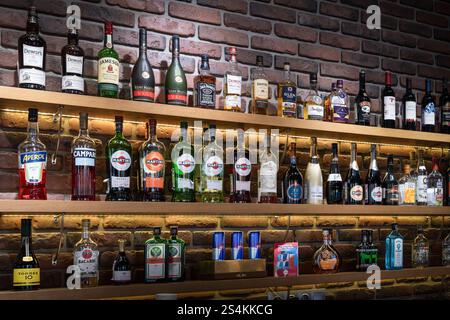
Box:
[248,231,261,259]
[231,231,244,260]
[212,232,225,261]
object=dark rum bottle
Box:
[165,35,187,105]
[382,155,399,205]
[131,28,155,102]
[61,28,84,94]
[231,129,252,203]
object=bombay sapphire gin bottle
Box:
[385,223,404,270]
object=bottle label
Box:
[145,243,166,279]
[235,157,251,176]
[168,243,182,278]
[19,151,47,184]
[62,75,84,92]
[417,175,427,203]
[384,96,396,120]
[167,90,187,105]
[413,245,429,265]
[350,185,363,201]
[98,57,120,85]
[177,153,195,174]
[224,95,241,110]
[143,152,164,173]
[206,179,223,191]
[384,185,399,203]
[111,176,130,188]
[405,101,416,121]
[443,103,450,126]
[327,173,342,182]
[204,155,224,177]
[111,150,132,171]
[359,101,371,117]
[370,186,382,202]
[236,180,251,192]
[403,182,416,204]
[177,177,194,190]
[74,248,99,276]
[73,147,96,167]
[423,103,436,125]
[394,238,403,268]
[19,68,46,86]
[197,82,216,107]
[23,44,44,68]
[132,86,155,100]
[318,249,338,270]
[427,187,444,206]
[332,95,348,122]
[308,104,324,118]
[308,186,323,203]
[260,160,277,193]
[287,182,302,201]
[282,86,296,103]
[253,79,269,100]
[66,54,83,75]
[13,268,40,287]
[226,74,242,95]
[112,270,131,282]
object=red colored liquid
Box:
[71,164,96,201]
[18,169,47,200]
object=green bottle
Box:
[201,124,224,203]
[98,22,119,98]
[144,227,168,283]
[171,121,195,202]
[165,35,187,106]
[167,226,185,282]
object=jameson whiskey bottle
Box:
[231,129,252,203]
[18,6,46,90]
[251,56,269,115]
[201,124,224,203]
[194,54,216,108]
[131,28,155,102]
[98,22,119,98]
[364,144,382,205]
[112,239,131,285]
[282,142,303,204]
[165,35,187,106]
[167,226,185,282]
[344,143,363,205]
[13,219,40,291]
[355,71,371,125]
[277,62,297,117]
[61,28,84,94]
[145,227,168,283]
[74,219,99,287]
[223,47,242,112]
[105,116,132,201]
[326,143,343,204]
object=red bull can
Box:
[212,232,225,261]
[248,231,261,259]
[231,231,244,260]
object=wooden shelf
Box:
[0,200,448,216]
[0,86,449,148]
[1,266,449,300]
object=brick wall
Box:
[0,0,449,299]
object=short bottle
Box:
[382,155,399,205]
[144,227,168,283]
[282,142,303,204]
[421,79,436,132]
[326,143,343,204]
[332,80,350,123]
[416,150,428,206]
[277,62,297,118]
[355,70,371,126]
[385,223,403,270]
[258,133,278,203]
[98,22,119,98]
[305,137,323,204]
[74,219,99,287]
[252,56,269,115]
[313,229,340,274]
[231,129,252,203]
[167,226,186,282]
[131,28,155,102]
[304,73,324,121]
[201,124,224,203]
[61,28,84,94]
[398,164,416,205]
[223,47,242,112]
[402,78,416,130]
[356,230,378,271]
[112,239,131,285]
[427,157,444,206]
[165,35,188,106]
[412,226,429,268]
[382,71,396,128]
[194,54,216,109]
[344,143,363,205]
[364,144,382,205]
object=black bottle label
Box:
[197,82,215,107]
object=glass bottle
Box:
[18,108,47,200]
[140,119,166,202]
[296,93,304,119]
[368,230,378,267]
[326,143,343,204]
[382,154,399,205]
[304,73,324,120]
[332,80,350,123]
[416,150,428,206]
[98,22,119,98]
[258,133,278,203]
[412,226,429,268]
[402,78,416,130]
[427,157,444,206]
[355,71,371,125]
[344,143,363,205]
[385,223,403,270]
[365,144,382,205]
[144,227,168,283]
[112,239,131,285]
[231,129,252,203]
[201,124,224,203]
[356,230,374,271]
[74,219,99,287]
[223,47,242,112]
[71,112,96,201]
[61,28,84,94]
[443,233,450,266]
[165,35,187,106]
[282,142,303,204]
[440,78,450,133]
[422,79,436,132]
[305,137,323,204]
[398,164,416,205]
[324,83,336,122]
[277,62,297,118]
[313,229,340,274]
[252,56,269,115]
[131,28,155,102]
[194,126,208,202]
[167,226,185,282]
[194,54,216,108]
[382,71,396,128]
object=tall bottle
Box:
[231,129,252,203]
[112,239,131,285]
[282,142,303,204]
[98,22,119,98]
[382,71,396,128]
[332,80,350,123]
[344,143,363,205]
[13,219,40,291]
[201,124,224,203]
[277,62,297,118]
[304,73,324,121]
[305,137,323,204]
[364,144,382,205]
[440,78,450,133]
[140,119,166,202]
[71,112,96,201]
[355,71,371,125]
[74,219,99,287]
[412,226,429,268]
[194,54,216,108]
[402,78,416,130]
[385,223,403,270]
[252,56,269,115]
[326,143,343,204]
[427,157,444,206]
[144,227,168,283]
[61,28,84,94]
[18,6,46,90]
[131,28,155,102]
[167,226,185,282]
[18,108,47,200]
[398,164,416,206]
[416,150,428,206]
[165,35,187,106]
[223,47,242,112]
[105,116,132,201]
[258,133,278,203]
[324,83,336,122]
[172,121,196,202]
[382,155,399,205]
[313,229,340,274]
[421,79,436,132]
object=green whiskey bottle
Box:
[165,35,187,106]
[98,22,119,98]
[144,227,168,283]
[167,226,185,282]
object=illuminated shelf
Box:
[0,266,449,300]
[0,86,449,147]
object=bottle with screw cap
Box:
[194,54,216,108]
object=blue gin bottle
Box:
[385,223,403,270]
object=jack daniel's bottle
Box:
[194,54,216,108]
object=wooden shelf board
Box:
[0,266,449,300]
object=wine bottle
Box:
[421,79,436,132]
[282,142,303,204]
[131,28,155,102]
[112,239,131,285]
[326,143,343,204]
[355,70,371,126]
[402,78,416,130]
[98,22,120,98]
[305,137,323,204]
[165,35,187,106]
[382,72,396,128]
[61,28,84,94]
[364,144,382,205]
[440,78,450,134]
[344,143,363,204]
[382,154,399,205]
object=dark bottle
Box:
[402,78,416,130]
[344,143,363,204]
[356,230,378,271]
[13,219,40,291]
[18,6,46,90]
[364,144,382,205]
[105,116,132,201]
[61,28,84,94]
[282,142,303,204]
[131,28,155,102]
[368,230,378,267]
[422,79,436,132]
[382,154,399,205]
[440,78,450,134]
[167,226,186,282]
[231,129,252,203]
[326,143,343,204]
[112,239,131,285]
[194,54,216,108]
[165,35,187,106]
[98,22,120,98]
[71,112,96,201]
[355,70,371,126]
[382,71,396,128]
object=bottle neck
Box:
[149,124,157,142]
[310,81,317,93]
[139,35,147,54]
[82,226,90,240]
[323,234,332,246]
[21,235,32,256]
[370,150,378,170]
[180,127,188,142]
[359,76,366,92]
[79,128,89,137]
[310,142,318,164]
[350,147,358,170]
[68,32,79,46]
[284,68,291,82]
[104,33,113,48]
[27,15,39,34]
[115,124,123,138]
[27,121,39,140]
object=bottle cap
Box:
[309,73,317,83]
[170,226,178,236]
[153,227,162,235]
[331,143,338,154]
[82,219,91,227]
[180,121,188,129]
[371,144,377,152]
[256,55,263,65]
[148,118,157,128]
[139,28,147,46]
[283,62,290,71]
[337,80,343,88]
[391,223,398,230]
[331,82,336,90]
[385,71,392,85]
[406,78,412,89]
[229,47,236,55]
[28,108,38,122]
[115,115,123,123]
[425,79,431,92]
[104,21,113,34]
[172,35,180,51]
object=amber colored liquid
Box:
[18,168,47,200]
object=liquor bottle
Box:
[194,126,208,202]
[313,229,340,274]
[304,137,323,204]
[382,155,399,205]
[251,56,269,115]
[140,119,166,202]
[18,108,47,200]
[71,112,96,201]
[18,6,46,90]
[296,93,304,119]
[172,121,196,202]
[131,28,155,102]
[201,124,224,203]
[385,223,403,270]
[324,83,336,122]
[166,35,187,106]
[231,129,252,203]
[447,166,450,206]
[398,164,416,205]
[61,28,84,94]
[98,22,119,98]
[144,227,168,283]
[427,157,444,206]
[402,78,416,130]
[355,71,371,126]
[368,230,378,267]
[136,122,148,200]
[194,54,216,108]
[13,219,40,291]
[326,143,343,204]
[277,62,297,118]
[304,73,324,121]
[382,71,396,128]
[332,80,350,123]
[416,150,428,206]
[443,233,450,266]
[440,78,450,133]
[356,230,378,271]
[105,116,132,201]
[344,143,363,205]
[422,79,436,132]
[258,133,278,203]
[223,47,242,112]
[74,219,99,287]
[112,239,131,285]
[167,226,185,282]
[282,142,303,204]
[412,226,429,268]
[364,144,382,205]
